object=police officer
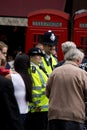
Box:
[41,30,58,76]
[26,47,49,130]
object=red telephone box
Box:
[25,9,69,61]
[73,12,87,57]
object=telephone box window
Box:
[34,35,37,47]
[80,37,87,45]
[34,34,43,46]
[38,35,43,43]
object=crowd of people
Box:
[0,30,87,130]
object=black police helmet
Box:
[28,47,44,57]
[42,30,58,46]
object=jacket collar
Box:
[64,60,79,67]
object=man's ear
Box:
[77,58,82,65]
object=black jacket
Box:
[0,76,24,130]
[55,60,65,68]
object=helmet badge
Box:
[50,33,55,41]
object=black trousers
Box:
[47,119,86,130]
[25,112,48,130]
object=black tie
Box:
[39,65,49,77]
[49,57,53,70]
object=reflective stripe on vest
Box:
[32,86,42,90]
[32,91,46,98]
[36,69,46,88]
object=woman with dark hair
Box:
[6,53,32,129]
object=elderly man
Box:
[55,41,76,67]
[46,48,87,130]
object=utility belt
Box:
[29,105,48,112]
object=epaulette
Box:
[31,66,36,73]
[43,55,50,66]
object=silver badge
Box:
[50,33,55,41]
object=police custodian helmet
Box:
[28,47,44,56]
[42,30,58,46]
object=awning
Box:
[0,0,66,17]
[0,0,66,26]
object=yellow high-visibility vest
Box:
[41,54,58,76]
[28,64,48,113]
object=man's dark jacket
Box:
[0,76,24,130]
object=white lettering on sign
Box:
[80,23,87,28]
[32,21,62,27]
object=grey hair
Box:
[64,48,84,61]
[61,41,76,54]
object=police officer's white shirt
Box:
[31,62,39,68]
[11,73,28,114]
[45,53,51,59]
